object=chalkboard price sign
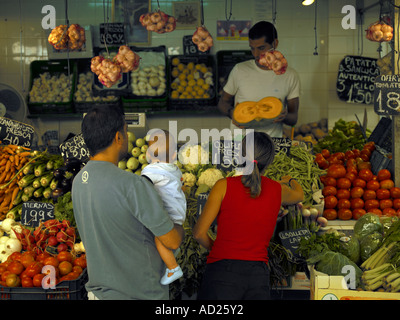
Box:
[59,133,90,162]
[374,75,400,116]
[278,227,311,261]
[272,137,291,156]
[100,23,125,46]
[21,201,55,227]
[0,117,34,148]
[336,55,379,104]
[212,139,243,172]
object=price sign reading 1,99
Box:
[374,75,400,116]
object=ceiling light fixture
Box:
[302,0,315,5]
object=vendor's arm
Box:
[218,90,235,119]
[274,97,299,126]
[193,178,226,250]
[280,176,304,206]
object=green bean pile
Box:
[264,146,327,206]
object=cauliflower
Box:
[182,172,197,187]
[178,144,209,172]
[197,168,224,189]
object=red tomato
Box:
[321,149,330,159]
[57,251,73,263]
[1,271,11,282]
[59,261,73,276]
[345,150,355,159]
[43,257,59,268]
[363,190,376,201]
[351,198,364,210]
[352,149,361,158]
[345,172,357,183]
[369,208,382,216]
[5,273,20,287]
[377,169,391,181]
[7,261,24,275]
[32,274,45,287]
[376,188,391,200]
[337,199,351,210]
[393,198,400,210]
[20,253,35,269]
[380,199,393,210]
[351,187,364,198]
[338,209,353,220]
[360,149,371,159]
[382,207,396,217]
[366,180,380,191]
[358,169,373,181]
[380,179,395,190]
[390,187,400,199]
[324,195,338,209]
[21,277,33,288]
[353,178,367,188]
[322,186,337,197]
[337,189,351,200]
[347,166,358,175]
[323,176,337,187]
[327,164,346,179]
[352,208,366,220]
[323,209,338,220]
[337,178,351,189]
[25,261,43,278]
[365,199,380,211]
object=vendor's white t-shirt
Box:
[224,59,300,138]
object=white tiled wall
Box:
[0,0,387,143]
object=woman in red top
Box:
[193,131,304,300]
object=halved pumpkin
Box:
[233,97,283,123]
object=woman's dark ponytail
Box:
[241,132,275,198]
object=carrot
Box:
[5,160,11,172]
[14,154,19,167]
[0,158,6,166]
[17,151,31,158]
[3,146,14,154]
[9,155,14,162]
[9,186,19,210]
[0,171,6,184]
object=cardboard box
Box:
[310,266,400,300]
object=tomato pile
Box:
[315,142,400,220]
[0,249,86,288]
[0,219,86,288]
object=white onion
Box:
[5,238,22,254]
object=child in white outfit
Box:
[141,129,186,285]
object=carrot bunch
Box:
[0,143,32,220]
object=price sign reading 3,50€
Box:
[374,75,400,116]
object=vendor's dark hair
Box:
[249,21,278,45]
[82,105,126,156]
[241,131,275,198]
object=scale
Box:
[125,112,148,138]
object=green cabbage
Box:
[339,236,360,265]
[353,213,383,239]
[359,231,383,263]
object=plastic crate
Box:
[74,58,121,113]
[370,149,393,177]
[368,117,392,153]
[0,269,88,300]
[122,46,168,112]
[216,50,253,97]
[27,59,77,114]
[92,47,130,97]
[168,54,216,111]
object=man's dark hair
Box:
[249,21,278,44]
[82,105,125,156]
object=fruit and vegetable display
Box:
[117,132,149,175]
[299,213,400,293]
[192,26,214,52]
[139,10,177,34]
[130,64,167,97]
[258,50,288,75]
[74,72,118,103]
[48,24,86,51]
[29,72,73,104]
[170,57,214,100]
[91,45,141,88]
[366,21,393,42]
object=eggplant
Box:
[60,177,72,192]
[51,188,64,202]
[53,168,66,180]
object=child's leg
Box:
[155,237,178,271]
[155,237,183,285]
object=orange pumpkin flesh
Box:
[233,97,283,124]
